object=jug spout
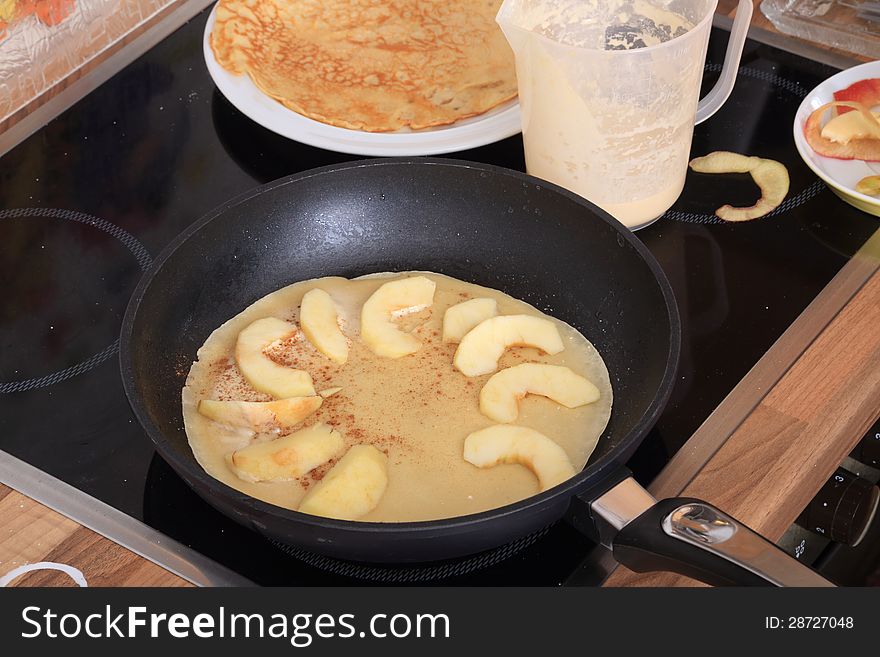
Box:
[495,0,531,54]
[497,0,611,55]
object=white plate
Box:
[202,4,522,156]
[793,60,880,217]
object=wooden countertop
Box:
[605,247,880,587]
[0,484,189,587]
[1,1,878,587]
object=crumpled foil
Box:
[0,0,168,121]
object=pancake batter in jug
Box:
[497,0,748,229]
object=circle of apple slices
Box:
[463,425,576,492]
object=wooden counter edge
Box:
[0,484,192,587]
[604,253,880,587]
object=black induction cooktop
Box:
[1,12,877,585]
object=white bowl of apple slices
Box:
[794,61,880,218]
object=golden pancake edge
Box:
[209,0,518,132]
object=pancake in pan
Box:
[182,272,613,522]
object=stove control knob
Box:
[850,422,880,469]
[797,467,880,547]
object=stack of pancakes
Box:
[210,0,518,132]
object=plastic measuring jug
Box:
[497,0,753,229]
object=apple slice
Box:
[821,108,880,143]
[298,445,388,520]
[198,395,322,430]
[480,363,600,423]
[856,175,880,196]
[300,288,348,364]
[235,318,316,398]
[360,276,436,358]
[463,425,576,491]
[453,315,564,377]
[442,297,498,343]
[803,101,880,161]
[226,422,343,482]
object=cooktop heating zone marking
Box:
[271,525,551,582]
[0,208,152,394]
[664,64,826,225]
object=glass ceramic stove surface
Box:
[1,12,878,585]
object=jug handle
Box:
[694,0,753,124]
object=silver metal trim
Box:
[663,502,835,586]
[0,0,215,159]
[590,478,657,549]
[0,450,252,587]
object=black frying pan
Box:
[121,159,831,586]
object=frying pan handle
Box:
[588,476,834,587]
